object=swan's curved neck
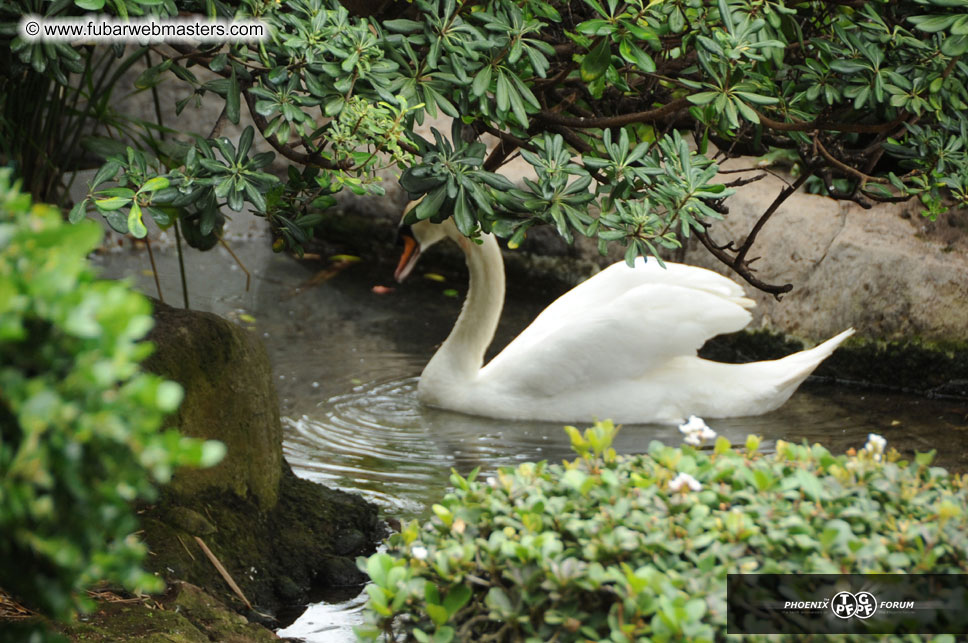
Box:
[422,233,505,387]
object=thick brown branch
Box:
[536,97,691,129]
[813,136,889,185]
[735,172,810,264]
[476,122,537,157]
[755,109,905,135]
[482,137,517,172]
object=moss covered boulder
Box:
[143,301,283,511]
[138,301,384,619]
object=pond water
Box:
[93,233,968,642]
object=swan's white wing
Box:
[508,258,754,349]
[479,282,752,398]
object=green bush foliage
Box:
[5,0,968,294]
[0,171,224,624]
[357,422,967,642]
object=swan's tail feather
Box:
[773,328,855,391]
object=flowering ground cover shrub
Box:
[357,421,967,642]
[0,172,224,636]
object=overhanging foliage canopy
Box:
[3,0,968,294]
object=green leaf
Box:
[733,91,779,105]
[915,449,937,466]
[254,100,277,117]
[94,196,132,211]
[426,603,449,626]
[366,553,393,586]
[718,0,735,33]
[581,39,611,83]
[156,381,183,412]
[619,38,655,72]
[383,18,424,32]
[412,186,448,221]
[453,190,475,236]
[687,91,720,106]
[953,15,968,35]
[507,81,529,126]
[432,627,455,643]
[137,177,170,194]
[443,585,471,616]
[495,71,511,113]
[91,160,122,189]
[75,0,105,9]
[104,210,128,233]
[209,53,228,73]
[68,200,87,224]
[227,68,240,125]
[471,65,492,98]
[200,440,226,467]
[485,587,513,617]
[941,34,968,56]
[795,469,824,501]
[127,202,148,238]
[734,99,760,124]
[268,66,288,85]
[908,14,959,33]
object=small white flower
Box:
[866,433,886,452]
[669,472,702,492]
[678,415,709,435]
[411,545,428,560]
[486,476,497,488]
[862,433,887,461]
[679,416,716,445]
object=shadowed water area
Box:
[92,234,968,642]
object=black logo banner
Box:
[727,574,968,634]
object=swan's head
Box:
[393,203,459,282]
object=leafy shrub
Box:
[357,421,967,642]
[6,1,968,295]
[0,172,224,626]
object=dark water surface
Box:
[93,235,968,642]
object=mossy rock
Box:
[54,582,279,642]
[137,301,384,618]
[144,300,283,511]
[140,466,380,616]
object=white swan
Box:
[394,215,853,424]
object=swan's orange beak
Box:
[394,231,420,282]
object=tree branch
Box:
[692,171,811,299]
[242,90,346,170]
[735,172,811,265]
[696,228,794,299]
[754,109,905,135]
[813,136,889,185]
[536,97,691,129]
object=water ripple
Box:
[282,376,457,518]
